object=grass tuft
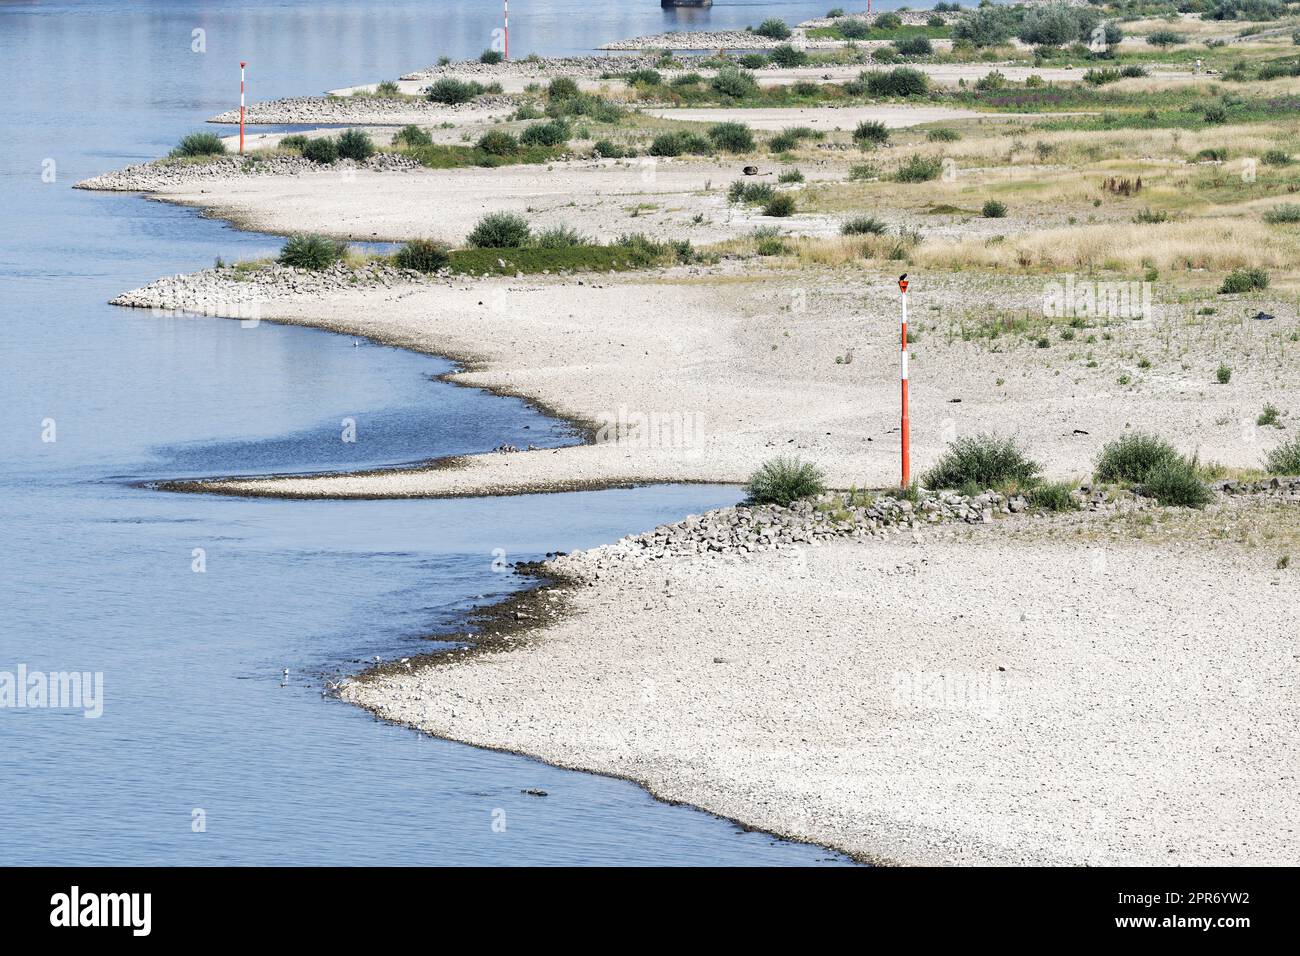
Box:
[746,456,826,506]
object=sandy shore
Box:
[346,502,1300,865]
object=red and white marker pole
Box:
[504,1,509,60]
[239,61,246,154]
[898,274,910,488]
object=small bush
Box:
[476,130,519,156]
[853,120,890,147]
[278,234,346,270]
[375,80,401,96]
[1216,363,1233,384]
[533,225,588,249]
[1262,149,1293,166]
[729,181,775,204]
[982,199,1007,218]
[1264,204,1300,224]
[894,37,933,56]
[778,168,804,184]
[708,122,755,152]
[1028,481,1080,512]
[924,434,1041,490]
[894,154,943,183]
[1258,404,1281,427]
[467,212,531,248]
[739,53,769,69]
[746,456,825,506]
[1094,432,1180,484]
[839,19,871,40]
[875,12,903,30]
[171,132,226,158]
[865,66,929,97]
[927,127,961,142]
[1146,29,1184,47]
[769,44,810,67]
[754,18,792,40]
[1218,267,1269,294]
[301,137,340,164]
[593,139,629,158]
[547,77,580,99]
[394,239,451,273]
[842,215,887,235]
[763,193,797,217]
[278,134,309,152]
[393,125,433,148]
[1142,457,1213,508]
[711,66,760,100]
[1202,104,1229,124]
[520,119,570,147]
[336,128,375,161]
[426,78,479,104]
[1265,434,1300,475]
[480,49,504,64]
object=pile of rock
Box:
[798,10,959,29]
[1217,476,1300,497]
[76,152,420,192]
[110,261,433,312]
[208,94,513,125]
[404,55,667,82]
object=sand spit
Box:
[345,500,1300,865]
[111,264,1300,500]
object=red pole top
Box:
[240,61,246,68]
[898,279,909,293]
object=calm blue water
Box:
[0,1,856,865]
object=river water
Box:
[0,0,861,865]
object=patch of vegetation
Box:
[171,132,226,158]
[1143,456,1214,508]
[1028,480,1080,512]
[853,120,890,148]
[769,44,810,68]
[778,168,804,184]
[746,456,826,506]
[982,199,1007,218]
[392,125,432,148]
[1094,431,1180,484]
[467,212,532,248]
[708,121,755,153]
[1263,204,1300,224]
[924,434,1041,490]
[480,49,504,65]
[520,119,570,148]
[1257,404,1282,427]
[763,193,797,217]
[927,127,961,142]
[711,66,761,100]
[1218,268,1269,294]
[729,181,775,204]
[394,239,451,273]
[1216,363,1233,385]
[1265,434,1300,475]
[864,66,929,97]
[753,18,792,41]
[894,154,943,183]
[278,234,346,270]
[1146,29,1184,47]
[426,78,482,105]
[448,244,668,276]
[301,137,339,164]
[336,128,375,161]
[477,130,519,156]
[649,130,711,157]
[842,215,888,235]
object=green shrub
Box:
[924,434,1041,490]
[1262,149,1293,166]
[650,131,710,157]
[1264,204,1300,224]
[841,215,887,235]
[875,12,902,29]
[171,132,226,158]
[593,139,630,158]
[278,234,346,270]
[520,119,570,147]
[1218,267,1269,294]
[1216,363,1233,384]
[480,49,504,64]
[1258,403,1281,427]
[1265,434,1300,475]
[533,225,588,248]
[763,193,796,217]
[393,125,433,148]
[1094,432,1179,483]
[614,232,694,267]
[838,18,871,40]
[895,154,943,182]
[711,66,760,100]
[865,66,929,97]
[476,130,519,156]
[953,7,1018,47]
[708,122,755,152]
[623,68,662,87]
[982,199,1007,218]
[1142,457,1213,508]
[1203,104,1229,124]
[754,18,792,40]
[336,128,375,161]
[547,77,580,99]
[927,127,961,142]
[1029,481,1080,512]
[778,168,804,183]
[853,120,890,147]
[394,239,451,273]
[1147,29,1184,47]
[467,212,531,248]
[746,456,825,505]
[278,134,309,152]
[301,137,339,164]
[426,78,479,104]
[728,181,775,204]
[894,36,933,56]
[375,80,402,96]
[769,44,809,68]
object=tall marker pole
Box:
[898,274,910,488]
[504,1,509,60]
[239,62,246,154]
